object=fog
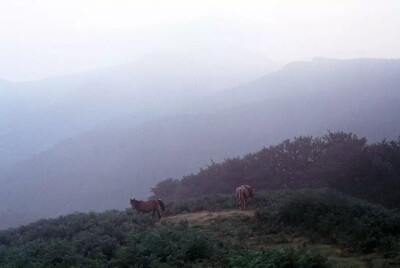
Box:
[1,0,399,81]
[1,1,400,229]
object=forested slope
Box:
[153,132,400,208]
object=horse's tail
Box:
[158,199,166,212]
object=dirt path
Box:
[162,209,255,225]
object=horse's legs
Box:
[241,192,245,210]
[236,191,242,210]
[241,196,246,210]
[156,208,161,219]
[152,209,155,219]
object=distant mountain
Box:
[1,58,399,229]
[0,52,277,168]
[184,58,400,113]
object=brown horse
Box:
[130,198,166,219]
[236,185,254,210]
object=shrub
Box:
[0,209,152,267]
[228,247,331,268]
[116,221,226,267]
[256,190,400,254]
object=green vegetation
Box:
[117,222,226,267]
[1,190,399,267]
[152,132,400,208]
[0,207,330,267]
[228,248,332,268]
[255,190,400,255]
[0,210,146,267]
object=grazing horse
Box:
[236,185,254,210]
[130,198,166,219]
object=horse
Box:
[130,198,166,220]
[236,185,254,210]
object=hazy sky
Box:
[1,0,399,81]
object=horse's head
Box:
[243,185,254,197]
[130,198,138,208]
[249,187,254,197]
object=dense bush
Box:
[0,209,147,247]
[0,210,152,267]
[256,190,400,254]
[116,221,226,267]
[228,247,331,268]
[347,139,400,208]
[0,210,227,267]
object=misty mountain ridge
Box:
[1,57,399,229]
[0,52,277,168]
[182,57,400,114]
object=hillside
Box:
[1,58,400,228]
[152,132,400,209]
[0,190,399,267]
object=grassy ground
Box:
[161,209,399,267]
